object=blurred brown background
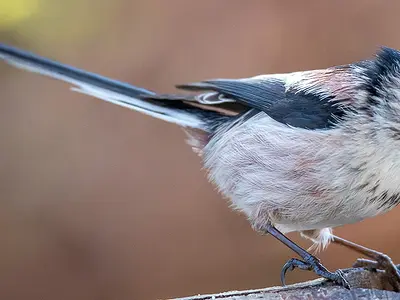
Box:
[1,1,400,299]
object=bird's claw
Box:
[352,258,379,270]
[280,258,312,286]
[353,256,400,291]
[333,269,350,289]
[280,256,350,289]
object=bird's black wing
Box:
[169,67,361,130]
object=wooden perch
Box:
[172,266,400,300]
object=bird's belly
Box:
[231,187,396,234]
[202,112,400,233]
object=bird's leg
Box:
[263,225,350,288]
[331,235,400,291]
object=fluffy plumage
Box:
[2,43,400,251]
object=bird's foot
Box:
[353,254,400,291]
[281,255,350,289]
[331,235,400,291]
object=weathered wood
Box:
[172,267,400,300]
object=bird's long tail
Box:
[0,43,224,131]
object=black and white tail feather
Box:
[0,44,244,136]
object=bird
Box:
[2,43,400,290]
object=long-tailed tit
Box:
[3,43,400,289]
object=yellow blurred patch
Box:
[0,0,40,27]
